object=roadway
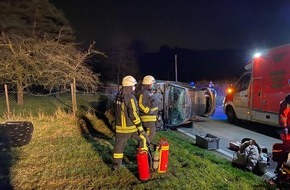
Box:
[177,106,283,180]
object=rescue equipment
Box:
[272,138,290,163]
[271,138,290,188]
[136,138,169,181]
[231,138,270,174]
[137,149,150,181]
[153,145,160,171]
[158,138,169,173]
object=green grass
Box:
[0,110,270,190]
[0,92,106,117]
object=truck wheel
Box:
[226,106,237,124]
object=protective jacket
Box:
[115,93,143,133]
[138,89,158,122]
[113,87,148,170]
[279,100,290,128]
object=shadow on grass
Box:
[78,115,113,170]
[78,113,140,180]
[0,121,33,190]
[0,145,13,190]
[79,115,112,141]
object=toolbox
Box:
[195,133,220,150]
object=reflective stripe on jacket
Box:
[279,101,290,128]
[138,90,158,122]
[115,93,142,133]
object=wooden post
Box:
[175,54,178,82]
[71,83,75,116]
[71,83,76,117]
[71,78,77,116]
[73,78,77,113]
[4,84,10,118]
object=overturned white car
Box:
[150,80,216,129]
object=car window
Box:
[236,73,251,92]
[169,86,186,125]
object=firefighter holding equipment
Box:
[112,75,150,171]
[137,75,159,142]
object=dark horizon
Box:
[50,0,290,82]
[50,0,290,52]
[137,47,247,83]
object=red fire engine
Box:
[223,44,290,126]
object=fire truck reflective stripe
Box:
[139,94,150,113]
[113,153,123,159]
[140,115,157,122]
[272,149,283,152]
[280,117,287,126]
[130,98,141,124]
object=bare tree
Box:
[0,33,103,105]
[104,33,140,85]
[0,0,103,105]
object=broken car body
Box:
[150,80,216,128]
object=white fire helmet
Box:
[122,75,137,86]
[142,75,155,85]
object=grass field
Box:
[0,92,106,117]
[0,107,272,190]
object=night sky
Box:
[50,0,290,81]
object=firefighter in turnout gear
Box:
[112,75,150,170]
[274,94,290,173]
[279,94,290,137]
[137,75,159,142]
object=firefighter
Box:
[137,75,159,142]
[112,75,150,170]
[274,94,290,173]
[279,94,290,137]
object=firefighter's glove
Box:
[139,130,150,145]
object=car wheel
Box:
[226,106,237,124]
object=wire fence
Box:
[0,86,118,118]
[0,80,232,118]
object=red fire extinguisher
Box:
[158,138,169,173]
[137,148,150,181]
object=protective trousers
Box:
[113,132,147,169]
[143,121,156,142]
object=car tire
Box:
[226,106,237,124]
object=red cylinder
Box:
[158,138,169,173]
[137,149,150,181]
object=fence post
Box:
[4,84,11,118]
[71,78,77,116]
